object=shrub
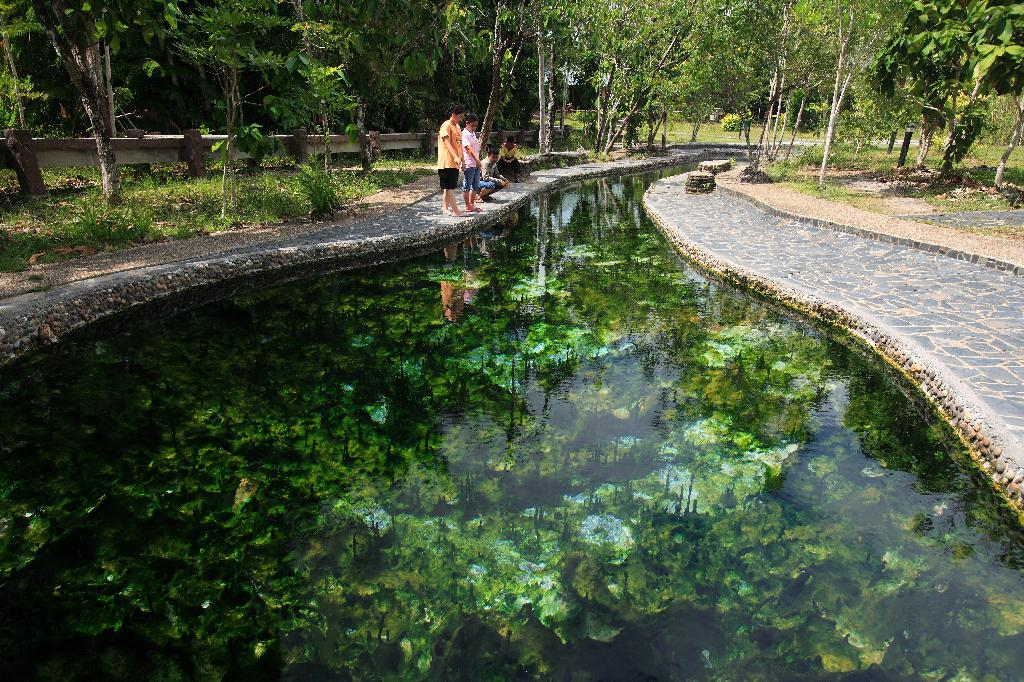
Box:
[721,113,742,132]
[297,164,340,217]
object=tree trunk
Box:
[595,60,617,153]
[357,100,372,172]
[690,121,700,142]
[767,73,786,158]
[545,41,555,152]
[322,111,330,170]
[221,66,239,220]
[1,17,26,128]
[784,90,807,162]
[537,28,546,154]
[221,88,232,218]
[561,64,567,131]
[916,121,934,167]
[661,108,667,150]
[480,47,503,150]
[818,3,854,186]
[750,66,780,171]
[32,2,120,201]
[995,96,1024,189]
[103,41,115,134]
[941,77,982,174]
[769,88,787,159]
[818,51,852,186]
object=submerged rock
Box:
[233,478,258,511]
[579,514,634,555]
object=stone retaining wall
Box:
[0,148,739,369]
[643,182,1024,520]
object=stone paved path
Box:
[646,174,1024,466]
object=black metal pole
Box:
[897,129,914,167]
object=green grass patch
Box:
[0,161,428,272]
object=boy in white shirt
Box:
[461,114,483,213]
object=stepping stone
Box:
[699,159,733,175]
[683,171,716,194]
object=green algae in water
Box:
[2,172,1024,680]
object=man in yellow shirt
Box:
[438,104,467,217]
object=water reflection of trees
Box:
[0,174,1020,679]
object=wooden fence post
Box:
[182,129,206,178]
[3,129,46,196]
[291,127,309,164]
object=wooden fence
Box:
[1,126,567,196]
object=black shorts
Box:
[438,168,458,190]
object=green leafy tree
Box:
[969,0,1024,187]
[569,0,704,154]
[27,0,179,201]
[874,0,1019,173]
[176,0,287,219]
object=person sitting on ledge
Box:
[498,135,522,182]
[478,147,510,201]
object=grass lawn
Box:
[0,153,431,273]
[766,143,1023,204]
[763,142,1024,240]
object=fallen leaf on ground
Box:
[52,245,99,257]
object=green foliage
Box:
[873,0,1024,172]
[0,164,425,270]
[721,113,742,132]
[296,163,339,216]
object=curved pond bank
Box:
[3,172,1024,679]
[644,174,1024,518]
[0,149,733,369]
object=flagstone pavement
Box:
[644,173,1024,479]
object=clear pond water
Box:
[2,172,1024,681]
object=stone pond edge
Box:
[716,179,1024,278]
[0,148,735,369]
[642,179,1024,520]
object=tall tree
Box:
[817,0,892,185]
[478,0,532,149]
[28,0,178,202]
[177,0,286,218]
[0,2,32,127]
[969,0,1024,187]
[874,0,1016,173]
[570,0,701,154]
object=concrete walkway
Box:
[645,174,1024,509]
